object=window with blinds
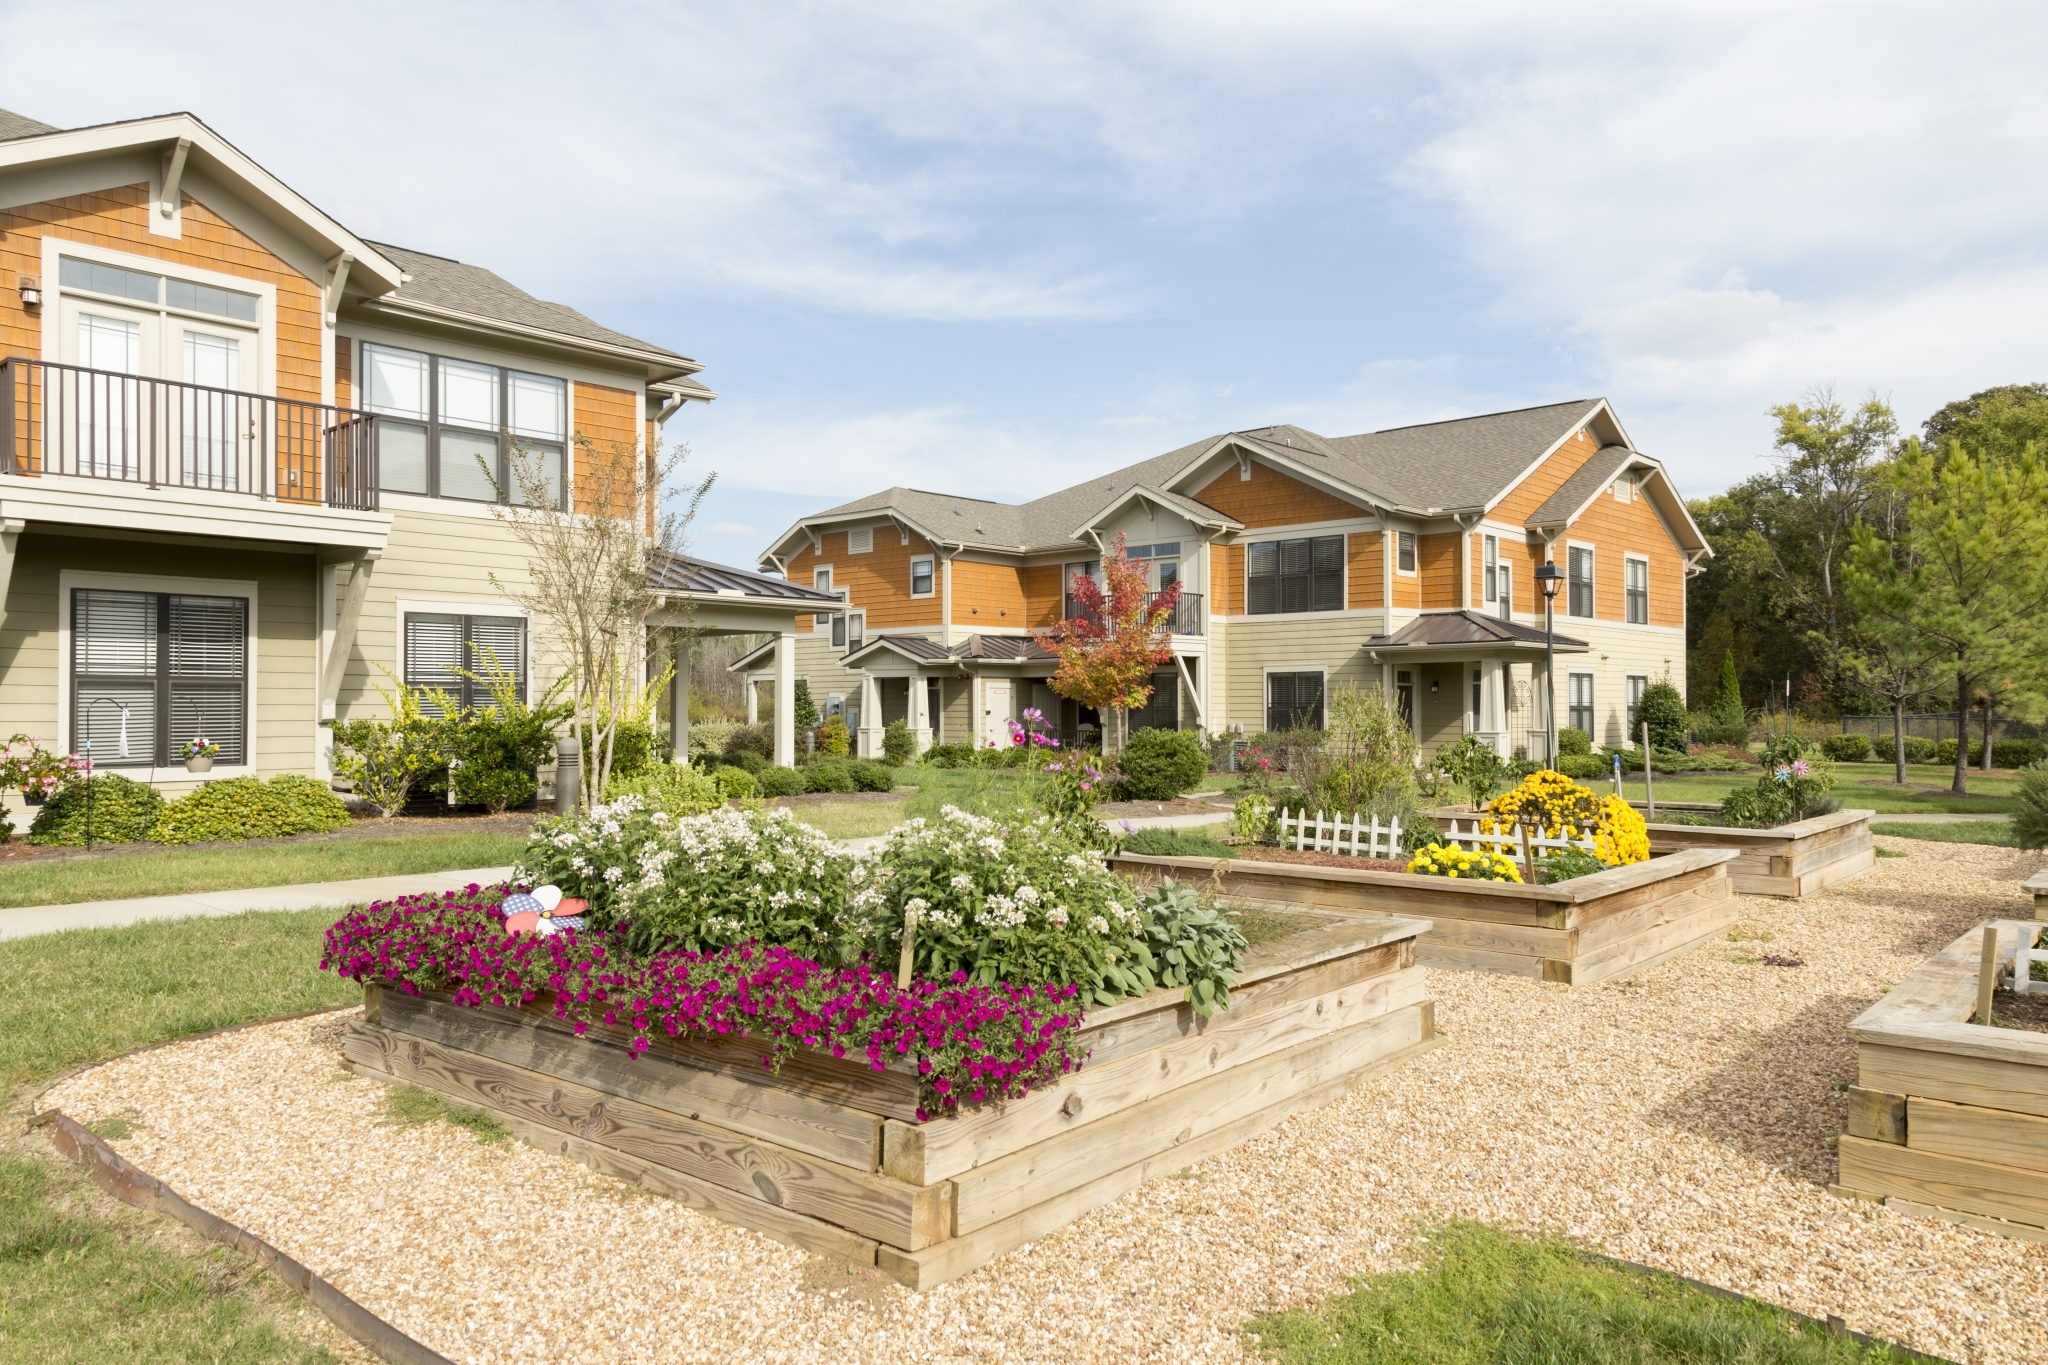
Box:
[72,588,247,765]
[1246,535,1343,615]
[404,612,527,714]
[1266,671,1325,732]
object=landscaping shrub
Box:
[1997,738,2046,768]
[1116,727,1207,801]
[686,720,738,757]
[724,724,773,760]
[605,722,655,780]
[1122,826,1236,860]
[149,775,352,844]
[816,716,851,757]
[723,749,768,775]
[1901,735,1938,764]
[882,719,917,766]
[1483,771,1649,866]
[1538,846,1607,883]
[849,759,896,792]
[1925,736,2040,767]
[1233,794,1273,841]
[330,677,456,817]
[1555,752,1608,780]
[712,765,760,801]
[1436,733,1507,810]
[1820,733,1872,762]
[1556,727,1592,757]
[1407,843,1522,881]
[920,743,975,768]
[803,756,857,793]
[756,765,805,798]
[1138,879,1248,1017]
[792,679,820,731]
[2016,764,2048,851]
[1701,649,1751,745]
[601,763,725,819]
[1636,679,1689,751]
[442,656,569,813]
[28,774,164,845]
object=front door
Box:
[981,680,1011,749]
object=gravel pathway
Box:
[43,837,2048,1365]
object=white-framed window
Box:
[362,342,567,506]
[813,567,835,624]
[1126,541,1182,591]
[1265,670,1325,732]
[830,609,866,653]
[403,611,528,716]
[909,555,935,598]
[1497,561,1513,619]
[1625,555,1649,625]
[1483,534,1499,603]
[1568,672,1594,736]
[848,526,874,554]
[1063,559,1100,620]
[1627,675,1649,734]
[1396,531,1417,575]
[1567,545,1594,618]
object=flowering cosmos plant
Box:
[320,885,1087,1119]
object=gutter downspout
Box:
[940,551,955,650]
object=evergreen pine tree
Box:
[1707,650,1748,744]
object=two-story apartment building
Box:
[751,400,1710,760]
[0,107,835,817]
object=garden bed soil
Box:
[0,810,541,863]
[333,910,1436,1288]
[1112,846,1740,987]
[1230,845,1409,874]
[1835,919,2048,1242]
[41,842,2048,1364]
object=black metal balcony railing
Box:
[1,357,379,511]
[1062,590,1204,635]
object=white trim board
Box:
[58,568,261,780]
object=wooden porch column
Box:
[673,634,691,762]
[773,631,797,768]
[858,673,884,759]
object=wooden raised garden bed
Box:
[2022,868,2048,922]
[1426,804,1875,899]
[1834,920,2048,1243]
[341,911,1438,1288]
[1108,847,1739,986]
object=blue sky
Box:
[11,1,2048,564]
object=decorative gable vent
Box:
[1613,475,1633,504]
[848,526,874,554]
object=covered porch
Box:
[1362,610,1588,763]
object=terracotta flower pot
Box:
[185,755,214,773]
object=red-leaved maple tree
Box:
[1032,533,1181,753]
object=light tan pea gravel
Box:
[43,837,2048,1365]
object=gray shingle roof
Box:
[0,109,58,142]
[1525,445,1636,528]
[648,550,839,602]
[368,242,695,365]
[786,403,1607,560]
[1363,609,1587,651]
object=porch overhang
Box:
[1362,609,1589,659]
[0,476,391,553]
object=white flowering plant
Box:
[515,794,671,921]
[852,805,1157,1005]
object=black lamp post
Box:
[1533,561,1564,768]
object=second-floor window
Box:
[1396,531,1416,574]
[1125,541,1181,591]
[1247,535,1342,614]
[910,556,934,598]
[363,343,567,507]
[830,609,865,653]
[1063,560,1099,620]
[1483,535,1498,602]
[813,567,836,624]
[1567,545,1594,618]
[1625,556,1649,624]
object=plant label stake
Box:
[1518,822,1534,883]
[1977,924,1999,1025]
[897,902,920,990]
[1642,720,1655,820]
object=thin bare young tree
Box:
[488,433,712,810]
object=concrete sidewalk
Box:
[1864,812,2011,825]
[0,866,515,942]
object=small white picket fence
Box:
[1275,809,1405,859]
[2016,924,2048,997]
[1437,816,1600,863]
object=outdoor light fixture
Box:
[1429,678,1440,694]
[1534,561,1564,767]
[17,276,39,308]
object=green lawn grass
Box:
[785,800,910,841]
[1618,762,2021,815]
[0,830,528,910]
[1871,820,2022,847]
[1246,1220,1916,1364]
[0,909,359,1094]
[2,909,358,1362]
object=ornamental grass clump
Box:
[320,886,1086,1118]
[1481,770,1650,867]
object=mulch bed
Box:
[1094,795,1232,818]
[0,810,543,865]
[1230,845,1410,873]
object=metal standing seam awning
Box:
[1362,608,1590,658]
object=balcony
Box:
[1062,590,1205,636]
[1,357,379,512]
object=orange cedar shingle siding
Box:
[1194,461,1362,529]
[1418,532,1461,608]
[785,529,944,632]
[570,381,638,516]
[1565,486,1687,627]
[1023,564,1064,628]
[1213,544,1245,615]
[0,185,325,402]
[1391,545,1420,609]
[1489,427,1601,525]
[950,558,1029,627]
[334,335,352,410]
[1347,532,1383,612]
